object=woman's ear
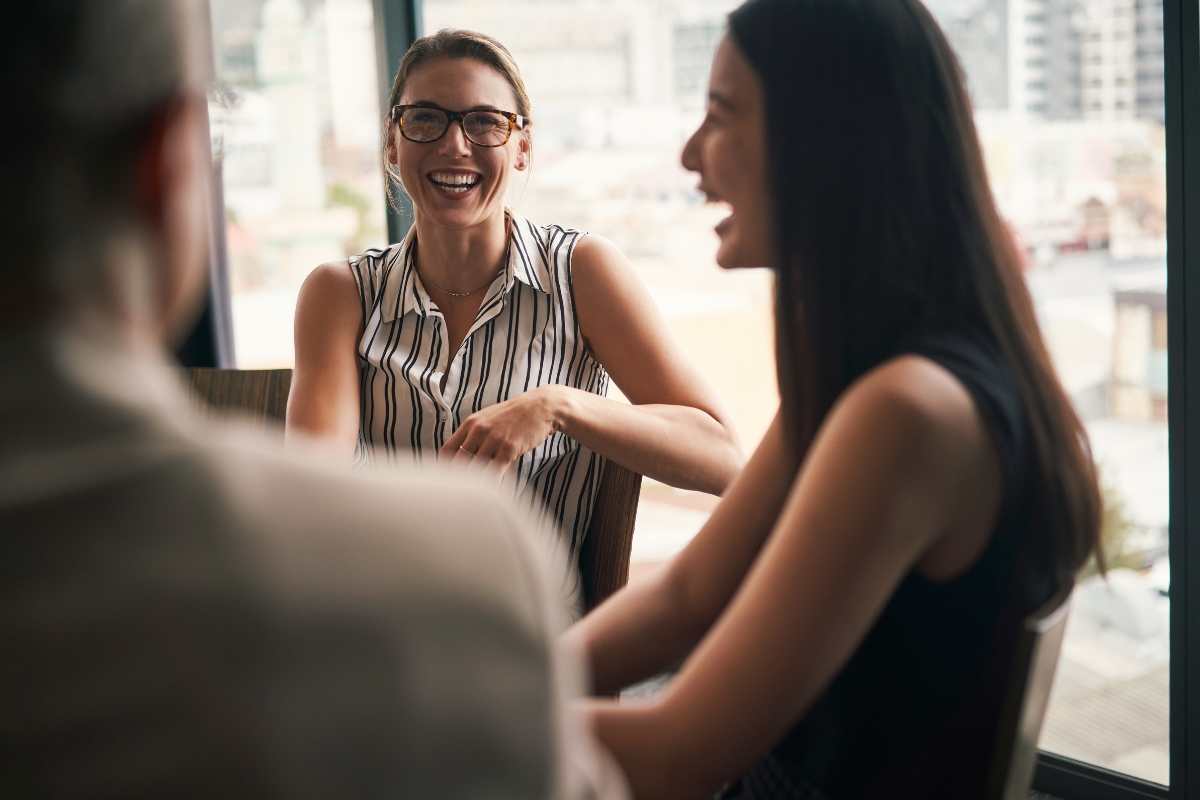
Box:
[515,131,531,171]
[385,127,399,165]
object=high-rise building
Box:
[1026,0,1083,118]
[931,0,1162,123]
[1080,0,1138,120]
[933,0,1010,110]
[673,19,724,109]
[1135,0,1165,122]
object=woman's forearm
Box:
[587,698,717,800]
[566,561,703,694]
[567,413,795,696]
[548,386,743,495]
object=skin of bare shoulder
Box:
[578,354,1003,800]
[286,260,364,457]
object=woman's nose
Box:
[438,119,473,156]
[681,127,703,173]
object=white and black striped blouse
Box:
[350,211,611,557]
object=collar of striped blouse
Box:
[381,212,555,322]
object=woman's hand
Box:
[440,385,568,474]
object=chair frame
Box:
[183,368,292,425]
[984,588,1074,800]
[578,461,643,612]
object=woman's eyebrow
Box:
[708,89,736,110]
[405,101,504,112]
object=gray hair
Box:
[0,0,200,317]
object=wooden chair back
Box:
[183,368,292,425]
[578,462,643,613]
[181,368,641,612]
[984,589,1073,800]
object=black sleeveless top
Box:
[724,328,1062,800]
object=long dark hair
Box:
[728,0,1102,579]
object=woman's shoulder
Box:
[347,241,407,281]
[296,259,364,328]
[341,240,410,306]
[507,214,595,292]
[510,211,585,242]
[867,328,1028,493]
[899,328,1026,468]
[508,213,589,266]
[843,355,982,445]
[301,258,359,296]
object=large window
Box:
[208,0,389,368]
[206,0,1200,795]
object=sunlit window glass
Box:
[209,0,389,368]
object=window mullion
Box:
[372,0,423,244]
[1165,0,1200,789]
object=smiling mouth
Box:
[428,172,481,194]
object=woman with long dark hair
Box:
[562,0,1102,796]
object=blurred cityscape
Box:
[208,0,1170,784]
[209,0,388,367]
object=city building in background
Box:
[1112,286,1168,422]
[210,0,388,367]
[932,0,1164,122]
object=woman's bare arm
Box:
[583,357,1003,800]
[445,234,746,494]
[562,411,795,694]
[285,260,363,458]
[565,234,745,493]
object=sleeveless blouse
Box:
[349,212,611,560]
[721,327,1062,800]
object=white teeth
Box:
[430,172,480,188]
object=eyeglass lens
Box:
[401,108,511,146]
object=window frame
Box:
[177,0,235,369]
[1164,0,1200,796]
[373,0,423,245]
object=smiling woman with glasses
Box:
[286,28,745,593]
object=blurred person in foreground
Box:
[563,0,1103,797]
[0,2,625,798]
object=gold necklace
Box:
[417,265,505,297]
[413,216,511,298]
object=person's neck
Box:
[412,209,510,294]
[71,304,169,359]
[0,288,165,358]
